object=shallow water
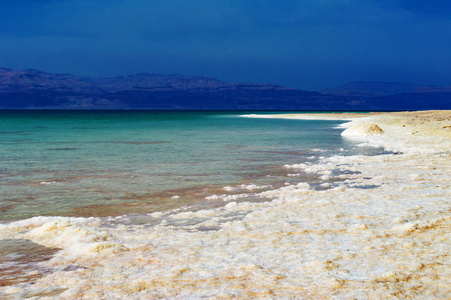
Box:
[0,239,60,287]
[0,110,376,221]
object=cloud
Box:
[380,0,451,18]
[1,0,450,89]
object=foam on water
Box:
[0,111,450,298]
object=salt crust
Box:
[0,110,450,299]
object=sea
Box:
[0,110,396,293]
[0,110,381,223]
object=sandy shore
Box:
[0,110,450,299]
[241,112,373,121]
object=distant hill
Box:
[88,73,227,92]
[0,68,450,110]
[322,81,421,97]
[322,81,451,110]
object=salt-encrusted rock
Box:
[341,123,384,136]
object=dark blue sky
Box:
[1,0,450,90]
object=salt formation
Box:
[0,110,450,299]
[341,122,384,136]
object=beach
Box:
[0,110,450,299]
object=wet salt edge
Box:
[1,111,450,299]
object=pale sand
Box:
[0,110,450,299]
[241,112,372,121]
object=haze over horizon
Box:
[1,0,450,90]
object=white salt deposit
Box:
[341,122,384,136]
[205,193,253,201]
[222,184,271,192]
[1,111,450,299]
[40,181,57,185]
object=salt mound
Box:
[0,217,126,263]
[342,123,384,136]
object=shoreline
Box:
[240,112,374,121]
[243,110,451,153]
[1,110,450,298]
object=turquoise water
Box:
[0,111,366,221]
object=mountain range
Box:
[0,68,450,110]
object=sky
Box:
[1,0,450,90]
